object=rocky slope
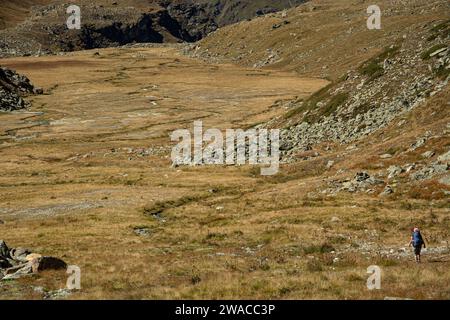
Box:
[279,25,449,157]
[0,2,179,57]
[0,0,307,57]
[0,66,41,111]
[186,0,449,198]
[0,0,52,30]
[186,0,449,152]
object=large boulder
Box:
[387,165,404,179]
[0,241,12,269]
[0,240,9,258]
[0,241,67,280]
[30,256,67,273]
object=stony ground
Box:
[0,45,448,300]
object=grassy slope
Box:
[0,0,53,29]
[194,0,449,80]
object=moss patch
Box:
[421,43,447,60]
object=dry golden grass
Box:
[195,0,449,81]
[0,23,449,299]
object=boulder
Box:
[0,257,12,269]
[9,247,32,262]
[409,137,427,151]
[0,241,67,280]
[431,163,449,174]
[380,185,394,196]
[421,150,435,159]
[0,240,9,257]
[411,163,448,180]
[355,172,370,182]
[405,163,416,173]
[387,165,404,179]
[30,256,67,273]
[25,253,42,261]
[0,66,40,111]
[2,263,33,280]
[326,160,335,169]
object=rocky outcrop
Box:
[325,172,385,195]
[0,66,42,111]
[163,0,307,41]
[0,240,67,280]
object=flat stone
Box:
[429,47,447,57]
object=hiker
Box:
[409,227,426,263]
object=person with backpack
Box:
[409,227,426,263]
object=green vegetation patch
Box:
[284,82,334,119]
[433,64,450,80]
[303,243,335,255]
[358,45,400,82]
[143,194,208,217]
[421,43,447,60]
[427,19,450,41]
[284,81,348,124]
[322,92,349,117]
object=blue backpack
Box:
[412,231,423,247]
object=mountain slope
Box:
[188,0,449,148]
[190,0,449,80]
[0,0,52,30]
[0,0,308,57]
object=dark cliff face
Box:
[162,0,308,41]
[60,13,168,50]
[164,2,219,42]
